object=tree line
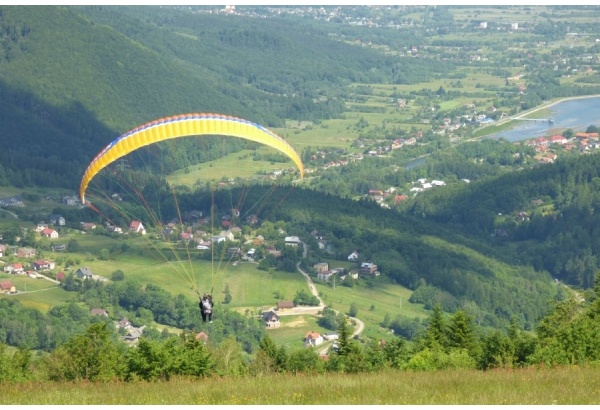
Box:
[1,278,599,382]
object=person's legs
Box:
[201,311,207,323]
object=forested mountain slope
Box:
[1,6,432,189]
[407,152,600,289]
[162,185,556,330]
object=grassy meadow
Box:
[2,366,599,404]
[2,225,430,348]
[315,280,426,341]
[166,148,292,186]
[59,233,309,310]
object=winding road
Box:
[292,242,365,354]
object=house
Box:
[35,223,48,233]
[62,195,79,206]
[82,222,97,230]
[0,244,4,258]
[118,318,132,329]
[76,267,94,280]
[107,225,123,234]
[304,331,324,347]
[0,280,16,294]
[284,236,301,247]
[311,230,324,240]
[123,326,145,344]
[16,247,36,258]
[180,232,193,242]
[360,262,380,276]
[4,263,24,274]
[262,310,281,328]
[323,333,339,341]
[549,135,567,145]
[51,244,67,252]
[317,271,335,281]
[32,260,55,270]
[313,262,329,273]
[211,235,226,244]
[277,300,295,310]
[227,247,242,258]
[48,214,66,226]
[347,251,359,261]
[41,228,59,239]
[129,220,146,235]
[91,308,109,317]
[216,230,235,242]
[196,241,211,250]
[394,195,409,205]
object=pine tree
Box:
[448,310,476,352]
[421,304,448,350]
[336,315,351,357]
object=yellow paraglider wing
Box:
[79,113,305,203]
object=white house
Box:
[347,250,359,261]
[304,331,324,347]
[262,310,281,328]
[129,220,146,235]
[318,271,336,282]
[62,196,79,206]
[48,214,66,226]
[41,228,59,239]
[284,236,301,247]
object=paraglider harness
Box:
[197,290,214,323]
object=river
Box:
[488,96,600,142]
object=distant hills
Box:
[0,5,408,190]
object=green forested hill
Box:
[407,152,600,289]
[0,6,411,189]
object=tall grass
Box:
[2,367,599,404]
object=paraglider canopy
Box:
[79,113,305,204]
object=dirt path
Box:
[293,242,365,355]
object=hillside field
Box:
[1,366,599,404]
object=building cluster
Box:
[521,131,600,164]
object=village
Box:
[0,195,379,348]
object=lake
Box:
[488,96,600,142]
[404,95,600,169]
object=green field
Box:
[8,287,75,312]
[166,148,296,186]
[265,314,333,350]
[316,279,426,341]
[1,226,426,345]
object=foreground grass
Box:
[2,367,600,404]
